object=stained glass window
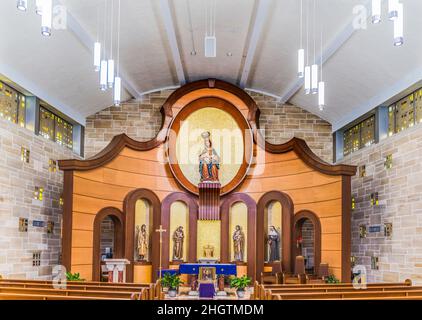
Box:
[0,81,25,125]
[361,116,375,147]
[39,106,73,150]
[395,94,414,132]
[343,115,375,156]
[415,89,422,124]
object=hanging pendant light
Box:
[298,49,305,78]
[371,0,381,24]
[35,0,44,15]
[311,64,318,94]
[17,0,27,11]
[304,66,311,95]
[297,0,304,78]
[114,0,122,106]
[388,0,399,21]
[94,42,101,72]
[100,60,108,91]
[41,0,52,36]
[318,81,325,110]
[393,2,403,46]
[107,59,115,88]
[114,77,121,106]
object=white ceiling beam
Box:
[65,8,142,99]
[279,0,371,104]
[159,0,186,85]
[239,0,272,88]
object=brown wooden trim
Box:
[92,207,125,282]
[167,97,253,195]
[62,171,73,271]
[123,189,161,282]
[58,79,355,179]
[262,137,357,176]
[220,193,257,281]
[342,176,352,283]
[256,191,294,280]
[294,210,322,275]
[58,133,162,171]
[161,192,199,269]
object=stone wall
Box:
[340,124,422,284]
[0,117,78,279]
[85,90,333,163]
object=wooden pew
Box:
[266,286,422,300]
[0,286,145,299]
[256,279,412,300]
[0,279,156,300]
[271,289,422,300]
[0,292,128,300]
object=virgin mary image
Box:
[199,131,220,182]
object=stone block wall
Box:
[85,90,333,163]
[0,117,78,279]
[340,124,422,284]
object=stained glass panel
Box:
[0,81,19,124]
[395,94,414,133]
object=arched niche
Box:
[169,201,189,262]
[161,192,198,269]
[257,191,294,279]
[123,188,161,282]
[220,193,256,280]
[294,210,322,275]
[134,199,153,262]
[92,207,125,282]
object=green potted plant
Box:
[66,272,84,282]
[325,274,340,284]
[229,275,251,298]
[161,272,184,298]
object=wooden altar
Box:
[58,79,356,283]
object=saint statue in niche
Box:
[233,225,245,262]
[267,226,280,262]
[172,226,185,261]
[136,224,148,261]
[199,131,220,182]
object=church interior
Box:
[1,0,422,301]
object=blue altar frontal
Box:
[179,263,237,276]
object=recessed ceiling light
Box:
[226,52,233,57]
[190,50,197,56]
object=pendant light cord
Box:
[117,0,121,76]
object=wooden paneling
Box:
[106,155,172,176]
[294,199,342,218]
[71,248,93,265]
[119,147,166,162]
[133,265,152,283]
[73,194,122,214]
[71,230,93,248]
[321,234,342,251]
[70,264,92,281]
[321,250,342,269]
[72,212,95,231]
[320,216,342,234]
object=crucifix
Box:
[155,224,166,280]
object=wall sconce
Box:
[370,192,379,206]
[19,217,28,232]
[359,225,367,238]
[384,154,393,169]
[359,165,366,177]
[21,147,30,163]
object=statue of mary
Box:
[199,131,220,182]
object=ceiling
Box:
[1,0,422,131]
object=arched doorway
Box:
[294,210,321,275]
[92,207,125,282]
